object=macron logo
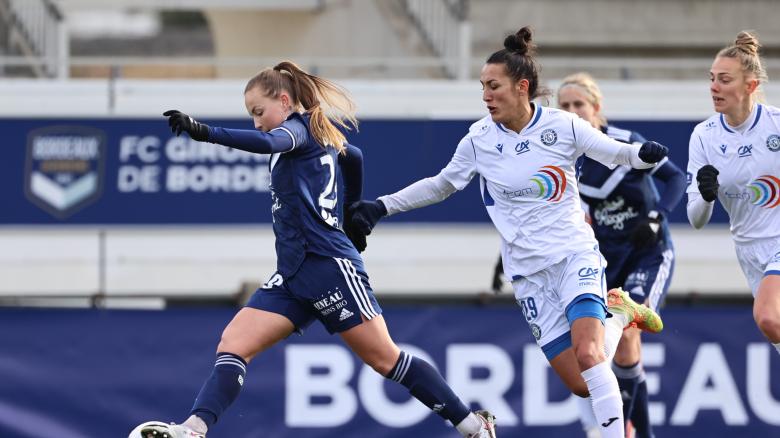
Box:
[495,143,504,154]
[338,308,354,321]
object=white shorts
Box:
[512,249,607,358]
[734,236,780,297]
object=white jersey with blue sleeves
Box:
[687,104,780,242]
[440,104,641,278]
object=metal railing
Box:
[2,0,67,78]
[402,0,471,80]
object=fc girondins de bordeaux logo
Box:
[24,126,106,219]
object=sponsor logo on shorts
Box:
[530,323,542,340]
[578,267,600,287]
[578,267,600,281]
[313,288,349,316]
[771,251,780,264]
[338,307,354,321]
[626,271,648,290]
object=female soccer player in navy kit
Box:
[349,27,668,438]
[136,61,497,438]
[558,72,686,438]
[688,32,780,357]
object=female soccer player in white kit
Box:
[687,31,780,356]
[349,27,667,438]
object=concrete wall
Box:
[204,0,445,79]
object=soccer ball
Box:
[127,421,169,438]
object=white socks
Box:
[581,361,624,438]
[774,342,780,356]
[183,415,208,434]
[604,312,628,363]
[577,394,599,429]
[455,412,482,437]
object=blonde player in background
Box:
[349,26,668,438]
[687,31,780,356]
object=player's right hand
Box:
[696,165,720,202]
[348,200,387,235]
[163,110,210,141]
[638,141,668,164]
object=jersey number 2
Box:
[319,154,338,227]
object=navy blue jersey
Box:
[578,125,685,245]
[269,115,359,276]
[208,113,360,278]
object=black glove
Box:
[638,141,668,164]
[696,165,720,202]
[630,210,663,248]
[491,255,504,294]
[163,110,210,141]
[343,211,367,253]
[348,199,387,235]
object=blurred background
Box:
[1,1,779,437]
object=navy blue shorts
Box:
[246,253,382,334]
[602,242,675,312]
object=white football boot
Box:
[139,422,205,438]
[470,410,497,438]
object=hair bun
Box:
[735,30,761,55]
[504,26,535,56]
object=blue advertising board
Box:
[0,305,777,437]
[0,117,728,224]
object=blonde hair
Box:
[717,30,769,103]
[558,72,607,127]
[244,61,358,153]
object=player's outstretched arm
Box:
[574,116,668,169]
[163,109,296,155]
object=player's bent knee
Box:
[574,341,605,370]
[755,311,780,339]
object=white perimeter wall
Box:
[0,224,747,298]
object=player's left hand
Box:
[348,199,387,235]
[163,110,210,141]
[343,211,367,252]
[630,210,662,248]
[638,141,668,164]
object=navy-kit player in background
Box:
[558,72,686,438]
[134,61,497,438]
[349,27,668,438]
[687,32,780,358]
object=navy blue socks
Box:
[190,352,247,428]
[386,351,471,426]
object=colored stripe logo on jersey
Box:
[530,166,567,202]
[748,175,780,208]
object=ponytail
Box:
[245,61,358,153]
